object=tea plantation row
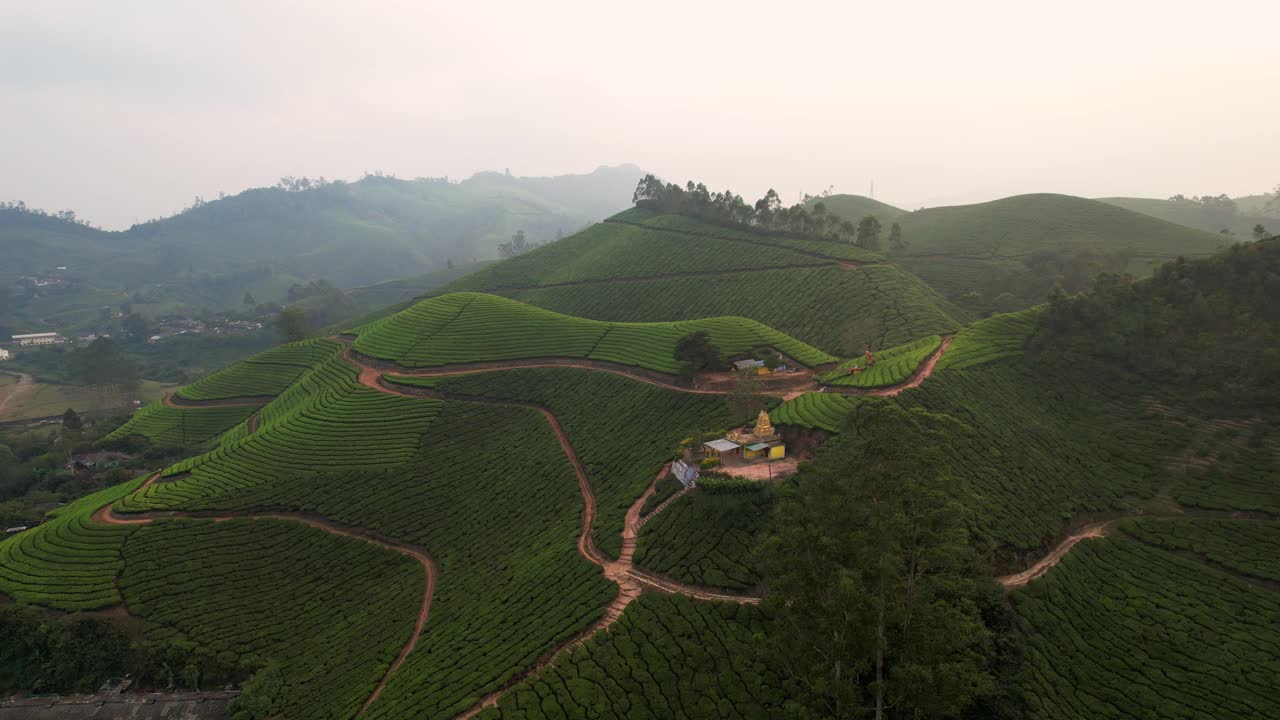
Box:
[120,518,421,719]
[818,334,942,388]
[166,402,617,719]
[351,292,838,373]
[392,367,740,558]
[104,402,260,447]
[502,264,960,358]
[175,337,344,401]
[633,484,772,591]
[482,594,785,720]
[1013,533,1280,719]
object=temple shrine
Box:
[702,410,786,462]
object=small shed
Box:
[672,459,699,489]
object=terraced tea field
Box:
[1013,526,1280,720]
[176,337,343,401]
[351,292,838,372]
[819,334,942,388]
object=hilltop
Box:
[805,193,906,223]
[0,165,643,332]
[1100,195,1276,239]
[436,207,962,356]
[888,193,1226,314]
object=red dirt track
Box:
[996,521,1117,589]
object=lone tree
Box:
[673,331,723,373]
[856,215,883,250]
[1254,224,1269,241]
[277,306,311,343]
[60,408,84,460]
[760,404,995,719]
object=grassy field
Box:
[0,373,177,423]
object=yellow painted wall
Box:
[769,445,786,459]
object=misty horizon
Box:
[3,0,1278,229]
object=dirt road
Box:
[997,520,1117,589]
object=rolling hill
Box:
[434,208,962,357]
[1099,195,1276,239]
[890,193,1227,314]
[0,165,643,332]
[805,193,907,224]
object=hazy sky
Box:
[3,0,1277,229]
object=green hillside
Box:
[352,292,838,372]
[4,191,1279,720]
[436,209,959,357]
[892,193,1226,314]
[1100,195,1276,239]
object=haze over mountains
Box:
[0,165,643,331]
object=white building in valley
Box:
[0,348,10,360]
[12,332,65,347]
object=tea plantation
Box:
[351,292,838,372]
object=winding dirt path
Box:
[0,371,34,418]
[93,475,437,718]
[996,520,1117,589]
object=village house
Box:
[701,410,787,463]
[0,348,10,361]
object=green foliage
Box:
[855,215,882,250]
[175,337,342,401]
[937,307,1041,371]
[276,305,311,343]
[352,292,837,372]
[104,401,258,447]
[673,330,724,372]
[772,391,860,432]
[501,264,960,358]
[0,475,146,609]
[634,485,772,591]
[761,404,994,719]
[487,594,786,719]
[631,174,864,243]
[119,355,441,511]
[820,334,941,387]
[1100,195,1276,239]
[1013,534,1280,719]
[1120,517,1280,582]
[229,662,284,720]
[408,367,736,558]
[615,211,883,262]
[120,518,421,718]
[0,604,132,693]
[172,402,614,719]
[1032,240,1280,410]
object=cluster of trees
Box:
[498,229,540,258]
[0,200,96,229]
[0,603,280,703]
[633,175,888,247]
[760,403,1007,719]
[1168,193,1238,212]
[1033,237,1280,410]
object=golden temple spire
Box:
[754,410,773,437]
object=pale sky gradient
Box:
[2,0,1277,229]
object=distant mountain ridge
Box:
[0,164,644,330]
